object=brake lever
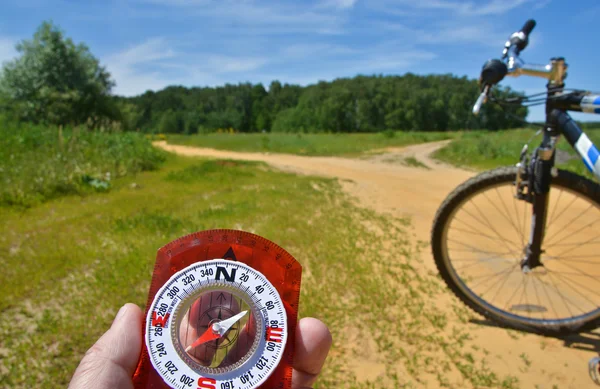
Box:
[472,85,490,116]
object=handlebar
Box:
[502,19,536,59]
[472,85,489,115]
[473,19,568,116]
[521,19,536,36]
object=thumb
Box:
[68,303,143,389]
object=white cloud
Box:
[471,0,530,15]
[103,38,179,96]
[205,55,268,73]
[281,43,358,58]
[112,38,176,66]
[533,0,551,9]
[319,0,358,9]
[380,21,506,47]
[419,25,506,46]
[134,0,347,35]
[351,50,437,72]
[0,37,17,66]
[103,37,272,96]
[372,0,532,16]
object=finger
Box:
[68,303,143,389]
[292,318,332,389]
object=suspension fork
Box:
[521,128,557,271]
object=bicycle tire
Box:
[432,166,600,335]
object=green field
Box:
[0,119,166,208]
[434,128,600,179]
[166,131,458,156]
[167,129,600,181]
[0,152,520,389]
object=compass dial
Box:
[146,260,287,389]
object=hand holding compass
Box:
[68,229,332,389]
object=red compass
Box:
[132,230,302,389]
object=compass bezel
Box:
[145,259,288,389]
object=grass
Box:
[0,152,520,389]
[380,154,431,169]
[167,129,600,182]
[0,118,166,208]
[434,128,600,179]
[166,131,457,157]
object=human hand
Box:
[68,303,332,389]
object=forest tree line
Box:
[0,21,529,134]
[119,75,528,133]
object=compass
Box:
[133,230,302,389]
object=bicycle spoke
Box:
[546,265,600,297]
[450,225,519,244]
[483,188,523,244]
[545,270,576,317]
[545,194,578,233]
[449,248,515,255]
[546,204,595,242]
[507,189,526,247]
[468,266,516,290]
[518,275,530,318]
[550,236,600,259]
[479,268,515,298]
[447,238,517,257]
[540,271,600,277]
[453,215,513,240]
[553,254,600,259]
[451,257,513,262]
[547,269,600,299]
[545,220,599,250]
[530,273,545,319]
[546,188,564,228]
[452,216,489,235]
[487,263,520,303]
[463,200,521,254]
[546,271,599,312]
[503,273,525,311]
[522,199,528,248]
[546,257,599,265]
[453,255,511,272]
[548,260,600,288]
[538,272,560,321]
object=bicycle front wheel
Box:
[432,167,600,335]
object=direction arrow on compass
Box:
[223,247,237,261]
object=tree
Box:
[158,110,185,134]
[0,21,116,127]
[122,74,527,133]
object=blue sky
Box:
[1,0,599,122]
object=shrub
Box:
[0,118,167,207]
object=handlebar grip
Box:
[520,19,536,36]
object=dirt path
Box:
[155,140,597,389]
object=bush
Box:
[0,118,167,207]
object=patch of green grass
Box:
[381,155,431,169]
[403,156,430,169]
[519,353,532,372]
[434,128,600,180]
[166,131,458,157]
[0,153,526,388]
[0,118,167,208]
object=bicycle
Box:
[431,19,600,338]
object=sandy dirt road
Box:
[155,140,599,388]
